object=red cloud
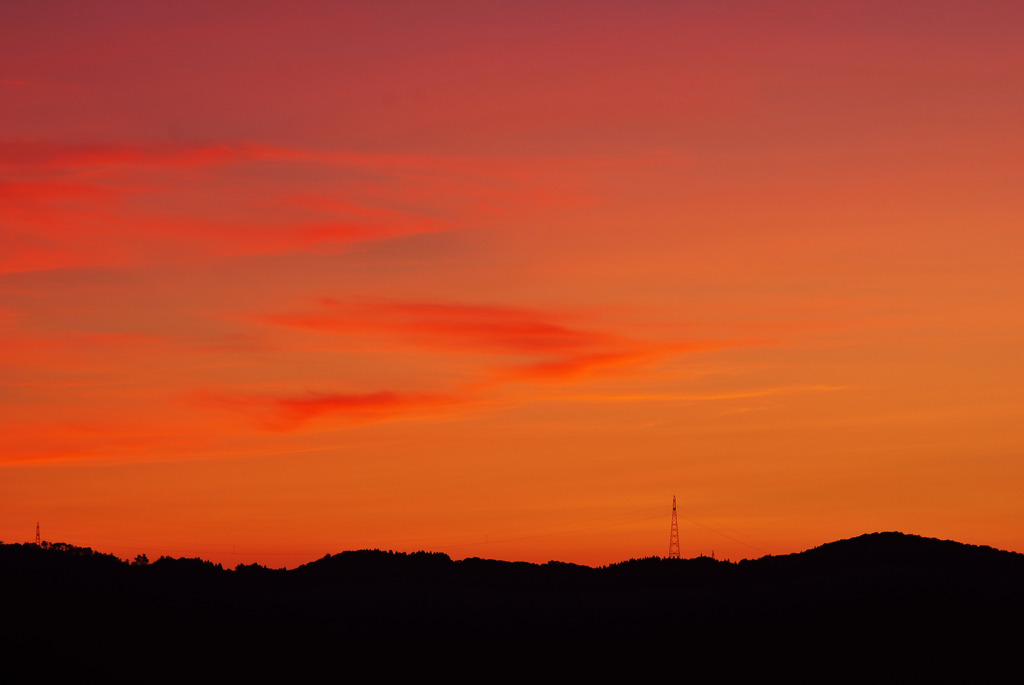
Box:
[246,299,750,431]
[202,390,463,432]
[276,391,458,426]
[205,301,771,434]
[500,339,757,383]
[2,137,589,277]
[0,140,464,273]
[505,350,661,382]
[263,299,617,356]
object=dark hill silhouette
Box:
[2,532,1021,680]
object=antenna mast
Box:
[668,495,680,559]
[35,522,41,546]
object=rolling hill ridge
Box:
[3,531,1021,679]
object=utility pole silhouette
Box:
[668,495,680,559]
[35,522,41,546]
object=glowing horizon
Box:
[3,2,1023,568]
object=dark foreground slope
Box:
[2,532,1023,680]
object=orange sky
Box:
[3,1,1023,568]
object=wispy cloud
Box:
[261,298,761,378]
[241,298,763,431]
[198,389,468,432]
[0,139,480,273]
[0,417,192,467]
[552,386,848,404]
[0,136,598,277]
[262,300,618,355]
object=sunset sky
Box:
[3,1,1023,568]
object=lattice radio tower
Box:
[668,495,680,559]
[35,522,41,546]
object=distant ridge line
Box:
[6,530,1023,575]
[3,530,1023,678]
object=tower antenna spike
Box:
[668,495,680,559]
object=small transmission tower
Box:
[35,522,41,546]
[668,495,680,559]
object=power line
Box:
[673,507,770,555]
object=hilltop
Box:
[2,532,1021,679]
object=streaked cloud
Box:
[0,139,474,273]
[238,298,767,431]
[205,390,467,432]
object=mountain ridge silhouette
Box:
[3,531,1021,679]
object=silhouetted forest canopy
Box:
[3,532,1022,680]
